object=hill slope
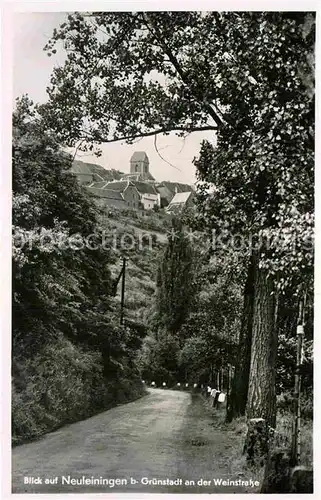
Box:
[100,208,171,326]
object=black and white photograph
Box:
[3,3,316,495]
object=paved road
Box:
[12,389,254,494]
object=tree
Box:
[41,12,314,428]
[193,14,314,427]
[40,12,221,150]
[226,253,255,421]
[136,331,180,386]
[176,241,241,390]
[12,96,137,379]
[155,218,195,338]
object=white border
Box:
[1,2,320,499]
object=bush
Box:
[270,410,312,467]
[12,336,146,445]
[277,391,313,420]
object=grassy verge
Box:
[199,392,312,491]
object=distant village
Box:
[71,151,195,214]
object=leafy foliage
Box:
[12,97,146,443]
[15,11,314,442]
[154,218,196,335]
[13,97,114,353]
[193,13,314,293]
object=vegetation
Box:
[12,10,314,492]
[155,219,195,336]
[12,97,146,444]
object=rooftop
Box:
[131,151,149,162]
[87,186,124,201]
[134,181,158,195]
[168,191,193,204]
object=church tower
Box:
[129,152,154,181]
[130,151,149,175]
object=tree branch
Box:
[72,138,86,160]
[142,13,224,128]
[79,125,217,144]
[154,135,182,171]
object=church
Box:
[72,150,194,212]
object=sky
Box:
[13,11,216,185]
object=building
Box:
[165,191,195,214]
[71,154,194,212]
[87,179,161,211]
[134,181,160,210]
[155,182,194,208]
[71,160,123,185]
[121,152,155,182]
[120,173,150,182]
[87,180,141,210]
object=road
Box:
[12,389,256,494]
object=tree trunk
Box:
[246,255,277,429]
[226,253,255,422]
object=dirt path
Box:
[12,389,260,494]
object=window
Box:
[135,164,139,173]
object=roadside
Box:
[12,389,262,494]
[176,392,263,493]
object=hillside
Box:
[71,160,124,182]
[99,208,172,327]
[70,160,191,327]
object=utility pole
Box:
[120,257,126,326]
[291,291,306,465]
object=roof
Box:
[86,186,124,201]
[88,181,110,189]
[134,181,158,195]
[101,189,124,201]
[121,173,155,181]
[89,179,158,196]
[158,181,194,195]
[121,173,143,181]
[166,191,194,213]
[141,171,155,181]
[168,191,192,204]
[103,181,130,192]
[130,151,149,163]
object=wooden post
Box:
[227,364,232,397]
[291,294,305,465]
[120,257,126,325]
[226,364,231,418]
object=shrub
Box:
[270,410,312,466]
[277,391,313,420]
[12,336,146,445]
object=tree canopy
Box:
[29,11,314,429]
[13,96,134,374]
[41,11,314,292]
